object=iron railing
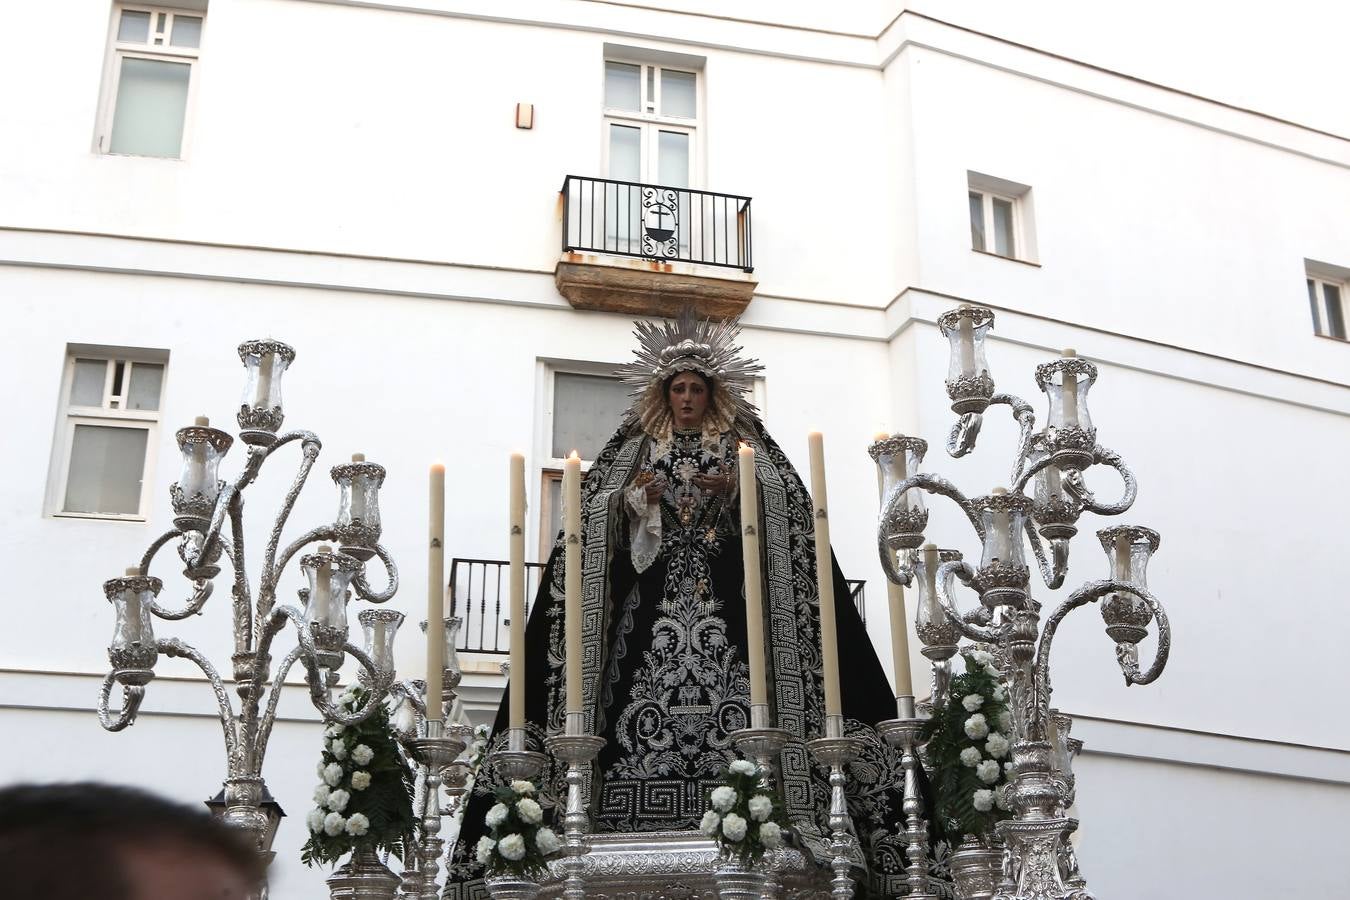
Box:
[561,175,753,272]
[450,557,865,654]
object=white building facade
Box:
[2,2,1348,897]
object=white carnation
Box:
[976,760,1002,784]
[326,789,351,812]
[511,780,536,795]
[729,759,757,776]
[516,797,543,825]
[345,813,370,836]
[474,723,491,738]
[998,711,1013,732]
[329,739,347,760]
[306,808,326,833]
[993,684,1007,702]
[711,786,737,812]
[964,713,990,740]
[970,650,994,666]
[758,821,783,849]
[350,771,372,791]
[747,794,773,822]
[316,761,327,779]
[351,744,374,766]
[323,762,344,786]
[699,809,721,837]
[961,693,985,712]
[985,733,1010,759]
[972,789,995,812]
[325,723,346,738]
[485,802,510,828]
[323,812,346,836]
[497,833,526,861]
[535,827,562,855]
[475,836,496,865]
[959,747,982,767]
[722,812,748,842]
[313,784,331,806]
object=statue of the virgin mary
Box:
[444,310,937,897]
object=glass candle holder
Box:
[1096,525,1161,646]
[171,417,233,528]
[358,608,404,679]
[300,546,360,662]
[974,489,1032,606]
[332,454,386,560]
[913,544,964,660]
[1029,447,1079,540]
[237,339,295,439]
[104,567,161,681]
[420,616,464,698]
[869,434,928,550]
[1034,352,1099,472]
[937,305,995,414]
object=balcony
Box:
[556,175,757,320]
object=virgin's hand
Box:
[692,473,731,497]
[644,477,666,503]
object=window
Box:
[603,59,699,188]
[968,172,1037,263]
[96,4,205,158]
[48,347,168,519]
[538,366,631,555]
[1307,274,1348,340]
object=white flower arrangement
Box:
[322,762,344,787]
[964,713,990,740]
[350,771,372,791]
[306,809,326,833]
[313,784,331,806]
[328,739,347,760]
[345,813,370,836]
[326,789,351,813]
[998,710,1013,732]
[351,744,374,766]
[478,777,562,877]
[972,789,995,812]
[323,812,346,836]
[975,760,1002,784]
[985,733,1010,759]
[959,747,982,767]
[962,693,985,712]
[702,759,790,865]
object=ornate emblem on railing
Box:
[641,186,680,259]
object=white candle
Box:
[1045,462,1062,501]
[1115,533,1132,582]
[876,440,913,698]
[990,487,1011,563]
[427,463,445,720]
[738,443,768,709]
[958,312,976,377]
[315,545,333,618]
[508,452,527,730]
[350,453,367,520]
[1060,349,1078,427]
[373,619,388,669]
[255,352,274,408]
[808,432,843,720]
[563,451,583,715]
[183,415,211,496]
[923,544,940,599]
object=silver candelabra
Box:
[873,306,1173,900]
[98,339,400,862]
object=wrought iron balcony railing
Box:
[561,175,753,272]
[450,556,863,655]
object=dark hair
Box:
[0,782,264,900]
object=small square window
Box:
[1307,274,1348,341]
[968,172,1037,263]
[48,346,168,520]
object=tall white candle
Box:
[1060,349,1078,427]
[958,314,976,377]
[255,352,274,408]
[315,545,333,618]
[990,486,1011,563]
[563,452,583,715]
[808,432,843,720]
[738,443,768,709]
[350,453,367,520]
[875,437,914,698]
[427,463,446,720]
[923,544,940,599]
[1115,533,1132,582]
[509,452,527,730]
[1045,462,1062,501]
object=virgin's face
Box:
[668,372,710,430]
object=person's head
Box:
[0,782,264,900]
[665,370,712,430]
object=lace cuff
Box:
[626,484,662,574]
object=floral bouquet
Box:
[474,778,563,878]
[699,759,788,865]
[301,687,416,867]
[922,650,1016,841]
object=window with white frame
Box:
[968,172,1037,263]
[48,348,168,519]
[603,59,699,188]
[96,4,205,158]
[1307,273,1348,340]
[538,367,631,555]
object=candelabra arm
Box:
[257,433,323,621]
[263,525,338,611]
[1071,445,1137,516]
[138,528,182,576]
[251,645,304,766]
[309,644,391,726]
[157,637,241,764]
[1023,519,1068,591]
[882,473,986,541]
[1109,584,1171,687]
[987,392,1038,486]
[936,560,1004,644]
[946,411,983,458]
[150,576,215,620]
[351,542,399,604]
[877,533,913,587]
[96,672,145,732]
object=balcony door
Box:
[602,61,698,259]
